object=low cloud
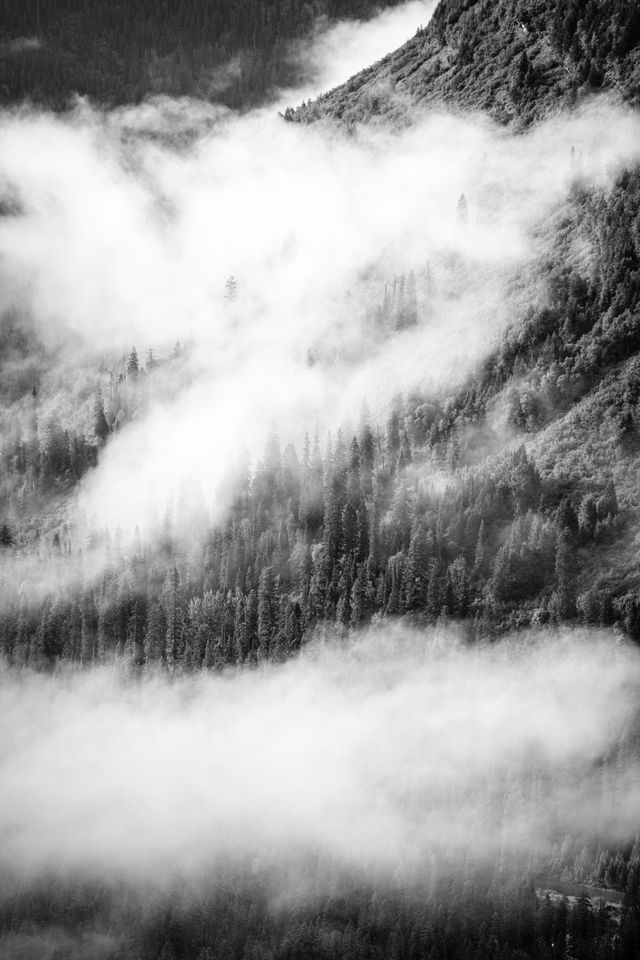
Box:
[289,1,437,99]
[0,626,639,883]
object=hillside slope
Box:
[281,0,640,637]
[2,0,640,668]
[289,0,640,125]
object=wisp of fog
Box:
[1,626,639,883]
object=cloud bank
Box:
[1,627,639,884]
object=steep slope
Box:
[289,0,640,125]
[402,166,640,634]
[282,0,640,638]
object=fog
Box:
[0,626,638,884]
[0,9,638,958]
[81,100,640,534]
[292,0,438,99]
[0,2,639,538]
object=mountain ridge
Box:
[287,0,640,126]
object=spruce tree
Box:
[144,600,166,663]
[549,528,577,621]
[257,565,277,659]
[163,566,184,668]
[127,346,140,377]
[93,394,110,444]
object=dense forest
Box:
[0,0,403,109]
[3,848,640,960]
[288,0,640,125]
[2,1,640,959]
[1,161,639,670]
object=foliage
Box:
[289,0,640,125]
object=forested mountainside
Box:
[3,2,640,960]
[289,0,640,125]
[0,1,639,668]
[1,160,640,668]
[0,0,402,109]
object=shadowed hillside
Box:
[289,0,640,125]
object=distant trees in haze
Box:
[456,192,468,227]
[378,273,418,330]
[127,347,140,377]
[94,395,110,444]
[0,0,406,109]
[224,277,238,298]
[1,838,640,959]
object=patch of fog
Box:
[0,626,638,881]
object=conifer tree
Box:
[232,590,247,664]
[404,523,431,610]
[456,193,469,227]
[257,565,277,659]
[549,528,577,621]
[341,502,358,558]
[425,561,443,619]
[244,588,258,661]
[385,552,404,615]
[385,411,401,467]
[144,600,166,663]
[323,482,342,567]
[307,544,330,625]
[350,564,366,624]
[473,519,486,578]
[93,394,110,444]
[556,497,579,535]
[224,276,238,301]
[597,478,619,520]
[163,566,184,668]
[447,556,470,617]
[578,494,598,539]
[491,544,512,603]
[127,346,140,377]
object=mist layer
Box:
[1,626,639,882]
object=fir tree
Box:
[0,522,14,548]
[127,346,140,377]
[257,565,277,659]
[93,394,110,444]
